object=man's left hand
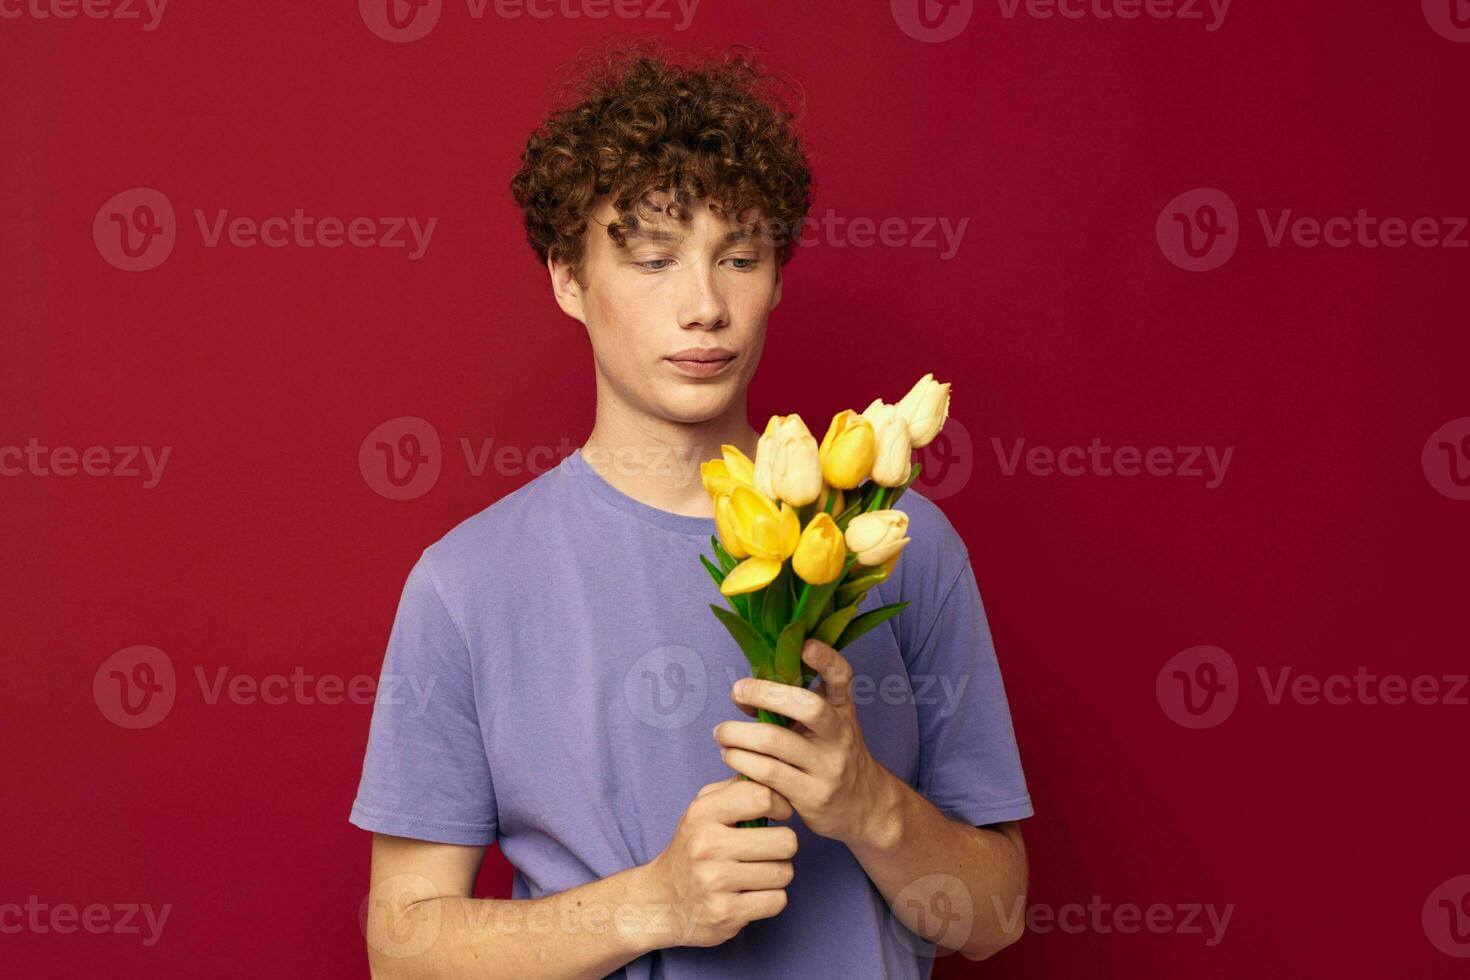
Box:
[714,638,895,846]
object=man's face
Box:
[550,191,782,426]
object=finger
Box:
[714,720,819,773]
[729,687,758,717]
[722,859,794,892]
[733,889,789,922]
[708,825,799,862]
[734,679,837,739]
[699,778,793,824]
[695,775,741,800]
[801,639,852,708]
[720,747,819,805]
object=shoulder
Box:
[415,460,573,601]
[893,488,971,584]
[878,488,976,653]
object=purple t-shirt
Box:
[350,448,1032,979]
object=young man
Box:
[350,48,1032,979]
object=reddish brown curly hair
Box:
[510,41,814,285]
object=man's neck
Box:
[580,397,759,520]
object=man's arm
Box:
[846,790,1028,961]
[364,776,797,979]
[364,835,657,980]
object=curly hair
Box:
[510,40,814,285]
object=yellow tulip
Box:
[720,556,783,596]
[701,459,739,498]
[727,485,800,562]
[792,512,847,585]
[818,410,876,489]
[844,509,911,565]
[713,492,747,560]
[894,373,951,448]
[860,400,913,488]
[720,444,756,486]
[753,414,823,506]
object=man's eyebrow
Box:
[622,226,761,244]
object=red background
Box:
[4,1,1467,976]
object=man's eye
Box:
[727,257,761,270]
[637,259,673,271]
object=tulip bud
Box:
[720,444,756,487]
[792,512,847,585]
[752,416,780,500]
[754,414,823,506]
[844,510,911,566]
[713,492,748,560]
[728,485,801,562]
[701,459,739,498]
[860,401,913,488]
[818,409,877,489]
[894,373,951,448]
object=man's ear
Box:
[770,264,783,312]
[548,255,587,324]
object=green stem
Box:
[870,486,888,511]
[792,581,811,623]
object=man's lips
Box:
[667,349,737,363]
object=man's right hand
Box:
[638,775,798,949]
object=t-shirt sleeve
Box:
[907,550,1034,827]
[348,553,498,846]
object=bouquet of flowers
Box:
[699,374,952,823]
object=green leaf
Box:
[814,604,861,647]
[709,604,775,676]
[836,601,911,650]
[773,619,806,685]
[699,553,726,587]
[745,575,765,631]
[834,497,864,531]
[711,536,738,573]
